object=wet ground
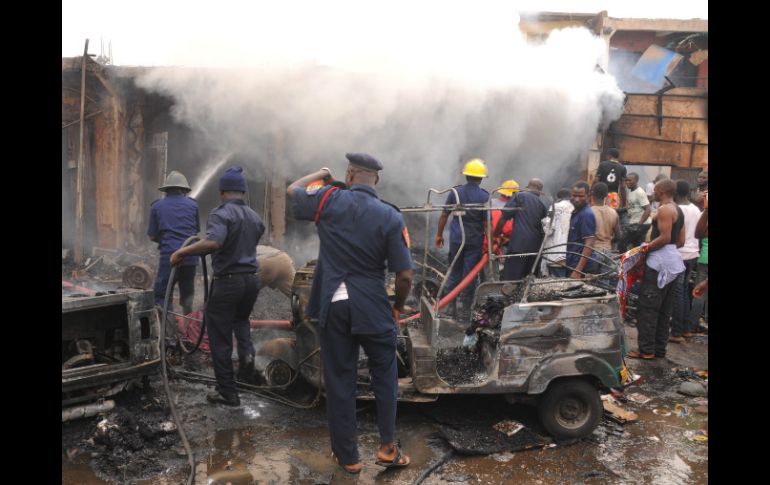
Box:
[63,286,708,484]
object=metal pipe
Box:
[422,187,464,309]
[400,252,489,324]
[62,399,115,422]
[431,187,464,314]
[74,39,89,265]
[520,197,557,303]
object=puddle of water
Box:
[63,375,708,484]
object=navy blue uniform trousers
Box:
[444,243,483,306]
[503,253,538,280]
[205,273,259,397]
[320,299,397,465]
[154,261,196,315]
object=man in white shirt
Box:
[540,188,574,277]
[646,173,668,211]
[668,180,702,342]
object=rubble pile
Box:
[79,404,180,483]
[526,280,608,302]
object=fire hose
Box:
[61,279,97,295]
[157,237,324,485]
[157,234,213,485]
[399,252,490,324]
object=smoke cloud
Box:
[135,4,624,207]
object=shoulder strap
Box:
[380,199,401,213]
[314,186,340,225]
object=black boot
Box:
[237,354,256,384]
[206,391,240,406]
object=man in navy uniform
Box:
[493,178,549,280]
[147,170,199,316]
[434,158,490,318]
[287,153,413,474]
[171,167,264,406]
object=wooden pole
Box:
[688,131,697,168]
[74,39,89,265]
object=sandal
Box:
[627,350,655,360]
[332,453,362,475]
[375,443,410,469]
[668,336,685,343]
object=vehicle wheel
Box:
[538,379,602,440]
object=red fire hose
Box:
[250,319,292,330]
[399,252,490,324]
[61,279,97,295]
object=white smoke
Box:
[134,3,624,205]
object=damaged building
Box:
[519,11,708,186]
[62,56,288,266]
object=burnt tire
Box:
[538,379,602,440]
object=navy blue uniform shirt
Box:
[443,182,490,248]
[205,199,265,276]
[501,190,548,253]
[291,184,413,333]
[566,204,596,270]
[147,194,200,266]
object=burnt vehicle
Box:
[62,288,161,420]
[282,187,630,440]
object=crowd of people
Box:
[146,151,708,474]
[432,153,709,360]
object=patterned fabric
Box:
[176,310,211,353]
[617,246,646,319]
[607,191,621,209]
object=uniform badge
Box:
[306,180,324,195]
[402,227,411,248]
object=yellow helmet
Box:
[462,158,488,178]
[498,179,520,197]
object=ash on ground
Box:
[436,347,488,386]
[62,386,183,484]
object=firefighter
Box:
[488,179,519,251]
[171,167,265,406]
[494,178,549,280]
[147,171,199,316]
[287,153,413,474]
[434,158,490,319]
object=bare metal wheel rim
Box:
[555,396,590,430]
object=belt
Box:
[212,272,257,280]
